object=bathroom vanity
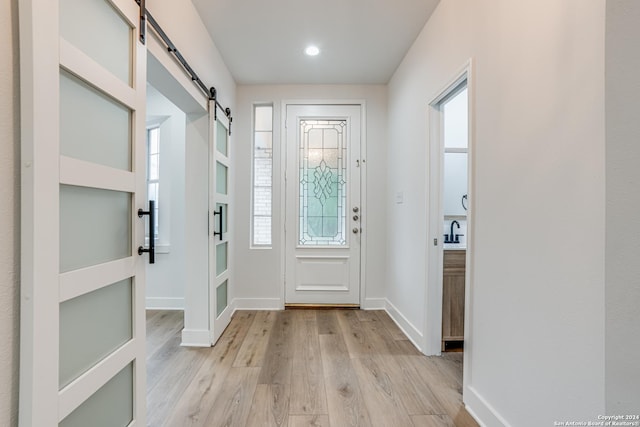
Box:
[442,249,466,351]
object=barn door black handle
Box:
[138,200,155,264]
[213,206,223,240]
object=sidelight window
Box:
[252,105,273,246]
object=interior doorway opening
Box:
[426,62,474,371]
[439,85,468,353]
[145,51,210,347]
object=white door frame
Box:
[146,39,212,348]
[425,60,475,394]
[279,100,368,308]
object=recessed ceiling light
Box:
[305,45,320,56]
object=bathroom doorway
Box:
[426,63,474,361]
[440,85,468,352]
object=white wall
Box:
[234,85,388,309]
[0,0,19,423]
[387,0,605,425]
[145,85,187,309]
[605,0,640,413]
[144,0,236,345]
[147,0,236,112]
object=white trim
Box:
[383,299,424,353]
[232,298,284,310]
[58,339,136,422]
[131,19,148,427]
[145,297,184,310]
[359,101,368,310]
[464,386,510,427]
[60,37,136,109]
[180,329,213,347]
[461,59,477,412]
[362,298,386,310]
[19,1,61,423]
[60,156,135,192]
[60,257,135,302]
[146,29,208,111]
[106,0,138,27]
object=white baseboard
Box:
[180,328,211,347]
[233,298,283,310]
[383,298,424,353]
[464,385,510,427]
[362,298,386,310]
[146,297,184,310]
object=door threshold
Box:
[285,303,360,310]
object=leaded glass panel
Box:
[298,120,347,246]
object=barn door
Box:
[19,0,148,425]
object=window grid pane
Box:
[252,105,273,246]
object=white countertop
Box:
[443,244,466,250]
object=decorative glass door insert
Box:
[299,120,347,246]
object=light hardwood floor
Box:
[146,309,479,427]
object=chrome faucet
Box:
[444,220,462,244]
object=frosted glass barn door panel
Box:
[210,104,232,345]
[19,0,146,425]
[60,71,132,170]
[59,0,133,85]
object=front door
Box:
[19,0,147,424]
[285,104,362,305]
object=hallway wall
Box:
[387,0,605,425]
[233,85,388,309]
[0,0,20,423]
[605,0,640,413]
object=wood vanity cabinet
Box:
[442,250,466,351]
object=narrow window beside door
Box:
[147,126,160,240]
[252,104,273,246]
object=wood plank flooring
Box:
[146,310,479,427]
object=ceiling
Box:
[191,0,441,85]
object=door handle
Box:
[137,200,155,264]
[213,205,223,240]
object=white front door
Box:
[210,104,232,343]
[285,104,362,305]
[19,0,147,425]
